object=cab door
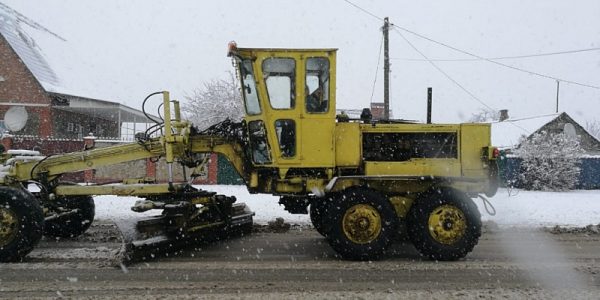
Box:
[300,53,336,168]
[254,52,303,167]
[241,49,337,170]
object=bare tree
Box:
[183,72,243,130]
[586,120,600,140]
[514,131,584,191]
[468,108,499,123]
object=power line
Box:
[391,47,600,62]
[341,0,383,22]
[340,0,600,90]
[392,25,600,90]
[370,34,384,104]
[342,0,495,112]
[341,0,540,132]
[395,28,535,132]
[393,28,495,111]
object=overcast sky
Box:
[3,0,600,125]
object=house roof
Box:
[0,4,156,124]
[491,112,600,154]
[491,113,560,149]
[49,93,155,123]
[0,4,61,89]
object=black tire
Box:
[326,188,398,261]
[407,188,481,261]
[309,195,335,237]
[43,194,95,238]
[0,187,44,262]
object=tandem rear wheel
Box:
[0,187,44,262]
[407,188,481,261]
[309,195,335,237]
[325,188,398,261]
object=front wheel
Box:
[326,188,398,261]
[0,187,44,262]
[407,188,481,261]
[44,195,95,238]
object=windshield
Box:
[239,59,261,115]
[262,58,295,110]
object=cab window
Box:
[248,120,272,164]
[305,57,330,113]
[262,58,295,109]
[239,59,261,115]
[275,119,296,157]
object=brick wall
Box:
[0,34,53,137]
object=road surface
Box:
[1,221,599,299]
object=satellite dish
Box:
[564,123,577,140]
[4,106,28,132]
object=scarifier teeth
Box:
[114,202,255,265]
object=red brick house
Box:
[0,4,151,142]
[0,4,219,184]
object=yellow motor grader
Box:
[0,44,498,262]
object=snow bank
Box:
[479,189,600,227]
[94,186,600,228]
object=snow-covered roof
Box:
[0,4,157,124]
[0,6,60,87]
[491,113,560,149]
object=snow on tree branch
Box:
[514,131,584,191]
[182,72,243,130]
[468,107,499,123]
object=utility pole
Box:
[427,87,432,124]
[383,17,390,120]
[555,80,560,113]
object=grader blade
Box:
[115,201,254,264]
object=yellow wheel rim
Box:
[428,204,466,245]
[342,204,382,244]
[0,207,19,247]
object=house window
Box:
[95,124,103,137]
[77,125,84,139]
[67,122,74,132]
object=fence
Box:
[1,135,86,182]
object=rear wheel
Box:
[326,188,397,261]
[407,188,481,261]
[0,187,44,262]
[44,194,95,238]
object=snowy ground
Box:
[94,186,600,227]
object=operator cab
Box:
[228,42,337,171]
